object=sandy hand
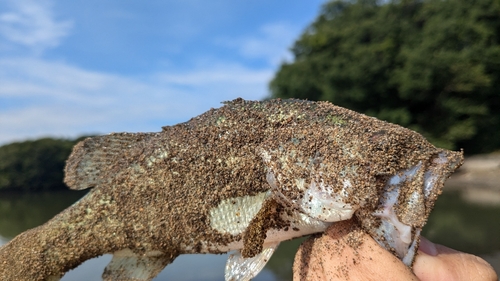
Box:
[293,220,498,281]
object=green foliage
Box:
[270,0,500,153]
[0,137,85,192]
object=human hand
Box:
[293,220,498,281]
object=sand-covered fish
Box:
[0,98,463,281]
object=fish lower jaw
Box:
[372,162,423,263]
[374,205,412,244]
[373,208,413,260]
[371,151,463,265]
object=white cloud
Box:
[0,0,72,53]
[0,58,271,145]
[155,64,271,85]
[217,22,300,66]
[0,4,307,145]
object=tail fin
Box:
[64,133,141,190]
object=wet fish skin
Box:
[0,98,463,281]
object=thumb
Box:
[414,237,498,281]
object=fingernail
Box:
[419,237,438,256]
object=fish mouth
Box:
[372,150,464,266]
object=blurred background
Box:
[1,0,499,279]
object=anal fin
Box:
[225,242,279,281]
[102,249,174,281]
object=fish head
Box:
[260,125,463,266]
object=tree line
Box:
[3,0,500,192]
[0,138,87,192]
[270,0,500,154]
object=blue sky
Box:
[0,0,326,145]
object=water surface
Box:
[0,188,498,279]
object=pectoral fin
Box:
[225,242,279,281]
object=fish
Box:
[0,98,463,281]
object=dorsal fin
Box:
[64,133,140,190]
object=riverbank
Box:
[445,153,500,205]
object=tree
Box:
[270,0,500,153]
[0,137,86,192]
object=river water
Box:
[0,188,499,280]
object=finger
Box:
[293,219,418,281]
[414,237,498,281]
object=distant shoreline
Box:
[445,153,500,205]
